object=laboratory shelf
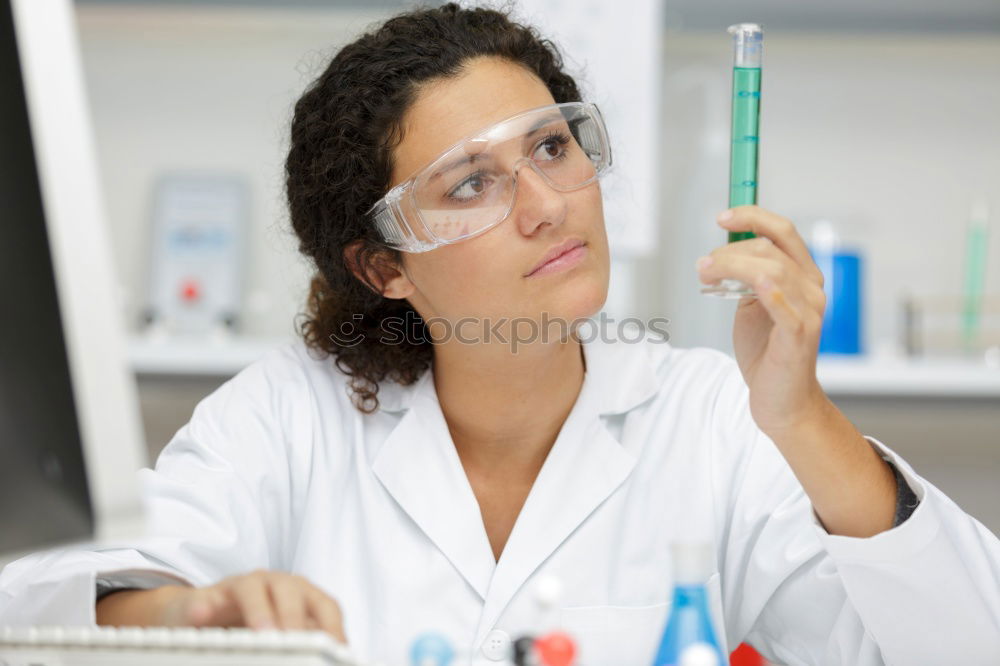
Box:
[127,335,293,376]
[817,356,1000,398]
[128,337,1000,398]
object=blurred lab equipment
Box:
[809,218,864,355]
[535,632,577,666]
[900,292,1000,363]
[143,173,248,338]
[409,632,455,666]
[702,23,763,299]
[728,643,765,666]
[962,200,991,353]
[900,199,998,363]
[652,542,726,666]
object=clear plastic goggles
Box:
[367,101,612,252]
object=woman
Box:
[1,4,997,664]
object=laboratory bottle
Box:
[652,542,726,666]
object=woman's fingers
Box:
[697,248,825,340]
[700,237,827,313]
[229,573,278,630]
[698,240,797,299]
[306,587,348,642]
[756,281,811,339]
[184,586,230,626]
[165,570,346,639]
[718,206,825,287]
[268,575,309,630]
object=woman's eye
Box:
[448,173,491,201]
[533,136,567,161]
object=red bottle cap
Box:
[536,631,576,666]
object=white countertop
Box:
[816,355,1000,398]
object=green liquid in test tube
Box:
[729,65,761,240]
[703,23,763,298]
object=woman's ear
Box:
[343,239,414,299]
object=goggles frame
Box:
[366,101,612,253]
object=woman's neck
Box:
[431,334,586,472]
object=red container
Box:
[730,642,765,666]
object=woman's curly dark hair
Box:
[286,2,583,414]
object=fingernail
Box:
[696,256,714,271]
[717,209,734,222]
[253,619,276,630]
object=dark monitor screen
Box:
[0,0,94,553]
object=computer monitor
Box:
[0,0,147,562]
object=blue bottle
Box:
[652,543,726,666]
[410,632,454,666]
[808,219,864,356]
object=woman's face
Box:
[385,57,610,340]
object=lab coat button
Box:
[481,629,512,661]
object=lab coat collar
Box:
[371,334,663,619]
[372,385,497,600]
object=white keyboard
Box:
[0,625,379,666]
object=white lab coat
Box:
[1,335,998,665]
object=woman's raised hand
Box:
[696,204,829,437]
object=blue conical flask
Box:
[652,542,726,666]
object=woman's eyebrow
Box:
[428,112,565,182]
[428,152,489,182]
[524,111,563,135]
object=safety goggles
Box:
[367,101,612,253]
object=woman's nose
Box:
[510,158,567,237]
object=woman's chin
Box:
[540,277,608,325]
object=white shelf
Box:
[817,356,1000,398]
[128,337,1000,398]
[128,335,292,376]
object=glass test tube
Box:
[702,23,763,299]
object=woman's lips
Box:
[525,242,587,277]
